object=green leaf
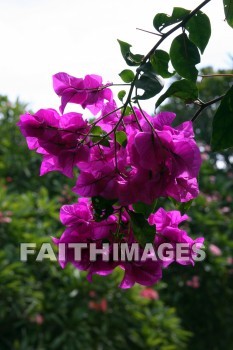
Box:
[185,11,211,54]
[135,63,164,100]
[169,197,193,213]
[99,138,110,147]
[117,39,144,66]
[129,211,155,247]
[118,90,126,102]
[223,0,233,28]
[211,86,233,151]
[155,79,198,108]
[121,106,133,116]
[170,33,200,82]
[92,196,117,221]
[150,50,175,78]
[91,126,103,135]
[115,131,127,147]
[133,200,157,218]
[91,126,110,147]
[153,7,190,32]
[119,69,135,83]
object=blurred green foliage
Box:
[0,96,190,350]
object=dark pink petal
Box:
[119,260,162,289]
[40,146,89,178]
[166,177,199,202]
[91,216,117,240]
[73,172,107,197]
[132,132,164,171]
[53,72,86,113]
[172,139,202,178]
[60,201,92,227]
[149,208,189,231]
[174,121,194,138]
[151,111,176,130]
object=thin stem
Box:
[136,27,162,37]
[117,207,123,233]
[90,106,122,126]
[92,114,124,146]
[200,74,233,78]
[136,97,156,133]
[191,95,225,122]
[80,106,123,146]
[114,131,119,172]
[136,98,174,158]
[111,83,131,87]
[129,102,143,131]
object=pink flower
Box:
[53,72,113,114]
[119,258,162,289]
[149,208,204,267]
[88,299,108,312]
[73,110,201,206]
[209,244,222,256]
[128,120,201,204]
[89,290,96,298]
[17,71,205,289]
[140,288,159,300]
[30,314,44,325]
[186,276,200,288]
[0,211,12,223]
[17,109,90,177]
[100,298,108,312]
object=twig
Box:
[200,74,233,78]
[191,95,225,122]
[136,28,162,37]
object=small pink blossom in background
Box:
[89,290,96,298]
[88,301,98,310]
[226,195,232,203]
[140,288,159,300]
[209,175,216,184]
[209,244,222,256]
[0,211,12,224]
[100,298,108,312]
[53,72,113,115]
[88,298,107,312]
[220,206,231,214]
[206,193,221,203]
[6,176,13,182]
[201,152,209,161]
[186,276,200,289]
[30,314,44,325]
[227,257,233,265]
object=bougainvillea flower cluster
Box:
[18,71,204,288]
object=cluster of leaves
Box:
[117,0,233,152]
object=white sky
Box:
[0,0,232,113]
